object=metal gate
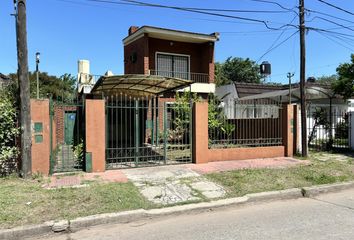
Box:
[307,105,351,151]
[50,99,85,173]
[105,95,192,169]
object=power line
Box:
[79,0,291,13]
[257,30,299,62]
[306,8,354,24]
[306,27,354,38]
[309,16,354,32]
[116,0,298,30]
[257,15,298,62]
[64,0,300,30]
[317,0,354,16]
[246,0,298,13]
[315,30,354,51]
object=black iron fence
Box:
[208,97,283,149]
[307,106,351,151]
[149,70,210,83]
[105,94,192,169]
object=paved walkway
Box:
[188,157,307,174]
[44,157,307,205]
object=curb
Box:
[1,181,353,240]
[301,181,354,197]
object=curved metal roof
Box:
[91,74,192,97]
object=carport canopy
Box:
[91,74,193,97]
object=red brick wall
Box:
[192,102,291,164]
[124,36,215,83]
[124,35,149,74]
[86,99,106,172]
[148,38,214,77]
[54,106,78,145]
[31,99,50,175]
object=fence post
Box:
[192,101,209,164]
[282,104,294,157]
[85,99,106,172]
[350,112,354,150]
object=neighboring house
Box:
[215,82,284,119]
[0,73,11,89]
[215,80,352,150]
[123,25,219,97]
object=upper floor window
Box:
[156,53,190,80]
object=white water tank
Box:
[78,60,91,84]
[77,60,94,93]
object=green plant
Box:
[73,139,84,166]
[221,122,236,139]
[335,113,349,139]
[308,107,330,148]
[0,85,20,176]
[208,94,224,138]
[169,91,199,142]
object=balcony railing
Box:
[149,70,210,83]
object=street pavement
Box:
[28,188,354,240]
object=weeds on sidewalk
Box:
[206,157,354,198]
[0,176,153,229]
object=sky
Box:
[0,0,353,84]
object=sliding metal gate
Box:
[105,95,192,169]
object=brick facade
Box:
[124,36,215,82]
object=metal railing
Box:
[208,97,283,149]
[307,106,351,150]
[105,94,192,169]
[149,70,210,83]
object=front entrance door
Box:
[64,112,76,145]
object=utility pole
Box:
[287,72,294,104]
[15,0,32,177]
[299,0,307,157]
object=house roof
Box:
[91,74,192,97]
[123,25,219,46]
[0,73,10,81]
[240,85,338,102]
[234,82,284,98]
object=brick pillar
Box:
[293,104,299,154]
[282,104,294,157]
[86,99,106,172]
[143,34,150,75]
[192,102,209,164]
[31,99,50,175]
[208,42,215,83]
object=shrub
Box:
[0,86,20,176]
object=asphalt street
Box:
[28,188,354,240]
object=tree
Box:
[316,74,338,84]
[332,54,354,99]
[0,84,20,176]
[215,57,261,86]
[9,72,76,100]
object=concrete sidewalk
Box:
[45,157,306,189]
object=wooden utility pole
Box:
[299,0,307,157]
[15,0,32,177]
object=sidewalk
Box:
[44,157,307,191]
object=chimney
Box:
[128,26,139,35]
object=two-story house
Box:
[123,25,219,97]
